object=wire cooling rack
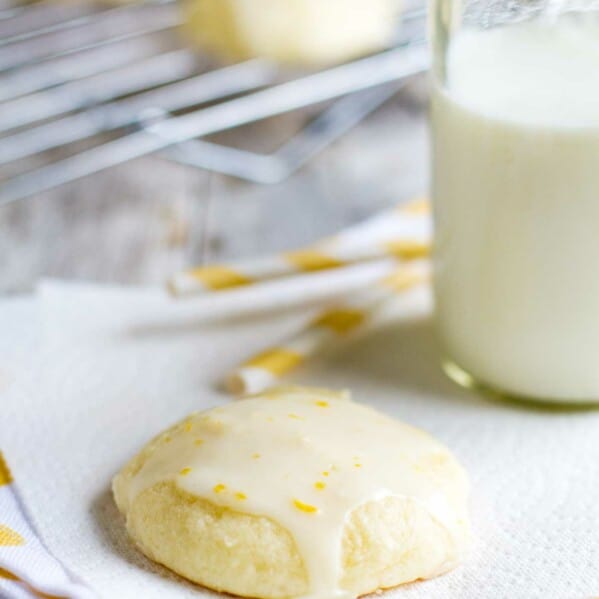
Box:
[0,0,428,205]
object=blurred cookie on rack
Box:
[181,0,403,66]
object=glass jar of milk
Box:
[430,1,599,403]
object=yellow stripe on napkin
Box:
[0,525,24,546]
[187,265,252,290]
[0,567,67,599]
[284,250,343,272]
[0,567,18,580]
[0,452,12,486]
[243,348,304,375]
[311,308,366,334]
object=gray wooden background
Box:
[0,55,429,294]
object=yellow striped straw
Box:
[169,198,431,297]
[224,262,429,395]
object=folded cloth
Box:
[0,298,95,599]
[0,272,406,599]
[2,281,599,599]
[0,453,94,599]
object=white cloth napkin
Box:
[2,280,599,599]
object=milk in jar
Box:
[431,14,599,401]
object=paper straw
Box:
[224,262,429,395]
[169,198,431,297]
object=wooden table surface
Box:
[0,71,429,295]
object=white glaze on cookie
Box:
[124,388,469,598]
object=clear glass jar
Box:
[430,1,599,403]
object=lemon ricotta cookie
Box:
[181,0,403,66]
[113,387,470,598]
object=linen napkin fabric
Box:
[0,455,94,599]
[0,297,95,599]
[2,280,599,598]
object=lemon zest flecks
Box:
[164,436,172,443]
[194,439,204,446]
[180,467,192,476]
[314,481,326,491]
[315,401,329,408]
[213,483,227,494]
[184,421,193,433]
[293,498,319,514]
[288,413,303,420]
[252,453,261,459]
[235,492,247,501]
[322,471,330,477]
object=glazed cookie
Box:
[181,0,402,66]
[113,387,470,598]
